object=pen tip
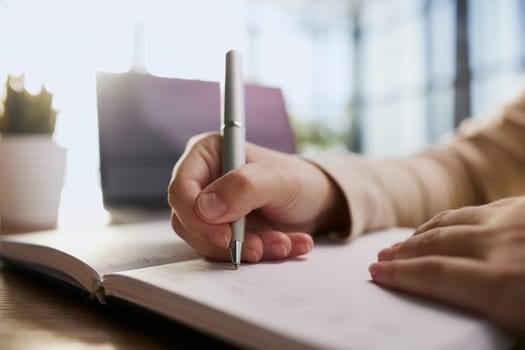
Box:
[233,263,239,270]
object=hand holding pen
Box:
[167,51,343,265]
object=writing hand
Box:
[369,196,525,332]
[168,133,346,263]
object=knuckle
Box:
[401,229,440,256]
[230,168,258,195]
[166,181,182,209]
[183,133,221,168]
[421,228,441,244]
[430,210,450,226]
[187,131,219,148]
[419,256,445,279]
[186,134,201,147]
[167,191,176,208]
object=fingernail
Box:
[198,192,226,220]
[270,242,287,257]
[242,248,259,263]
[369,262,388,279]
[377,247,394,261]
[295,242,313,255]
[208,232,229,249]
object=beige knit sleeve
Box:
[311,90,525,239]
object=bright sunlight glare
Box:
[0,0,356,229]
[0,0,250,229]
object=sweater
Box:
[314,90,525,238]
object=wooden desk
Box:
[0,261,238,350]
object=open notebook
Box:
[0,221,513,350]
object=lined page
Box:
[106,228,512,350]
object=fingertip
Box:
[288,233,314,257]
[293,242,313,256]
[269,241,291,258]
[369,262,391,282]
[262,232,292,260]
[242,233,264,263]
[247,231,314,261]
[377,247,395,261]
[242,248,260,263]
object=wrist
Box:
[311,164,350,236]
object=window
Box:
[353,0,525,156]
[468,0,525,116]
[358,0,429,156]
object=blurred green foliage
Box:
[0,75,58,135]
[290,115,352,153]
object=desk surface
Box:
[0,261,237,350]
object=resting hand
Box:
[168,133,347,263]
[369,196,525,332]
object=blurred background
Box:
[0,0,524,224]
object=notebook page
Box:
[1,220,199,275]
[107,228,512,350]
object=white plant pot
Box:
[0,135,66,233]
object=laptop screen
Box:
[96,72,296,209]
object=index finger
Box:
[369,257,525,331]
[168,133,232,248]
[169,132,222,194]
[414,206,485,236]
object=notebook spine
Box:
[90,280,106,305]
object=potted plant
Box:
[0,75,66,233]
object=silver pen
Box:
[222,50,246,269]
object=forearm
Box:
[310,153,455,238]
[311,91,525,238]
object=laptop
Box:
[95,72,296,222]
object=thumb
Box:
[195,162,297,223]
